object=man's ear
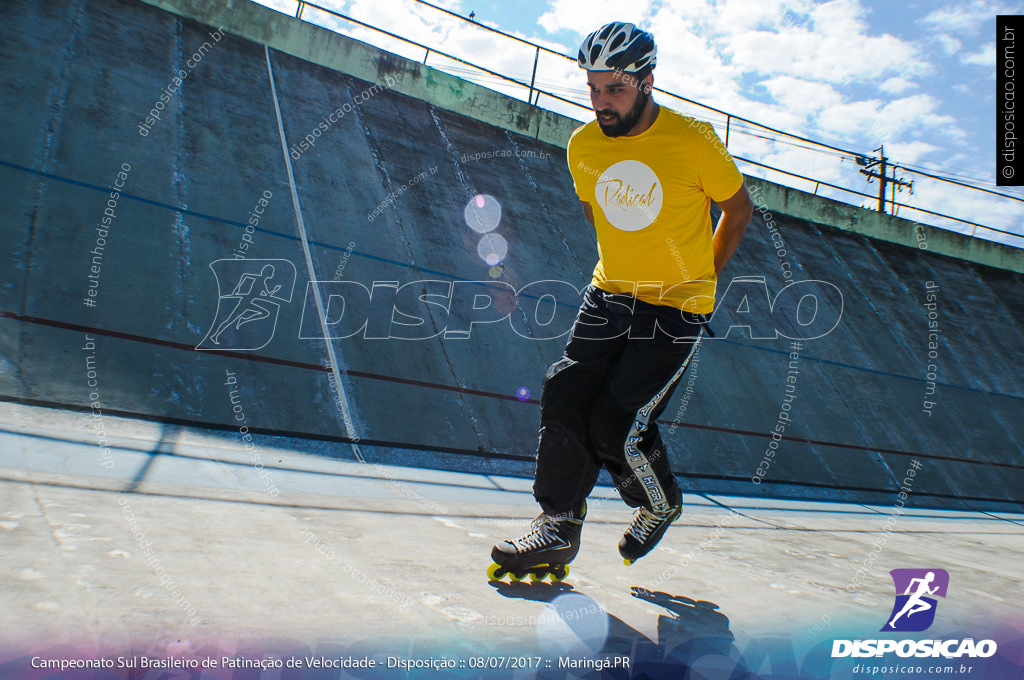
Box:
[642,72,654,95]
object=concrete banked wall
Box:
[1,0,1022,511]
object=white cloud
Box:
[694,0,807,34]
[726,3,928,82]
[761,76,843,117]
[486,0,966,157]
[961,42,995,67]
[884,140,942,163]
[934,33,963,56]
[639,3,746,107]
[877,94,959,139]
[817,99,886,140]
[922,1,1004,35]
[537,0,653,36]
[879,77,916,95]
[537,0,929,84]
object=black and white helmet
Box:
[577,22,657,73]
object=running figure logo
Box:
[197,259,296,351]
[881,568,950,632]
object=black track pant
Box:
[533,285,705,516]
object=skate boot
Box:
[487,502,586,582]
[619,502,682,565]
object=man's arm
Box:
[712,183,753,276]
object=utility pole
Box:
[877,150,886,213]
[857,145,913,215]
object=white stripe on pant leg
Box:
[624,330,703,512]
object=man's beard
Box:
[597,88,649,137]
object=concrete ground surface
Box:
[2,401,1022,679]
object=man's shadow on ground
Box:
[490,580,756,678]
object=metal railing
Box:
[288,0,1024,248]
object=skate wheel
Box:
[623,558,634,566]
[486,562,506,581]
[549,565,569,582]
[527,564,553,582]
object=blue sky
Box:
[258,0,1024,242]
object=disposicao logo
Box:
[832,569,997,659]
[197,259,296,351]
[882,568,949,632]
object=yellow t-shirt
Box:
[567,107,743,313]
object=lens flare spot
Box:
[516,387,531,401]
[536,593,609,658]
[464,194,502,233]
[477,233,508,266]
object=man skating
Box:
[489,22,752,581]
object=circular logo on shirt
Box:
[595,160,663,231]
